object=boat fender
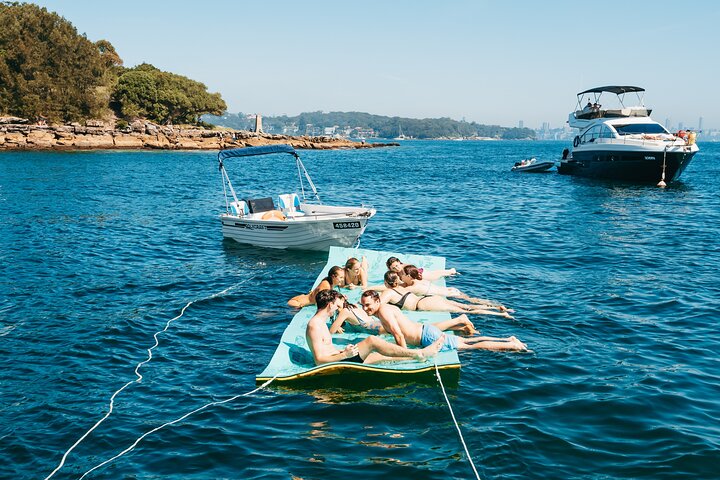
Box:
[573,136,580,148]
[262,210,287,221]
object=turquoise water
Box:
[1,141,719,479]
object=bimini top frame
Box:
[218,144,321,212]
[575,85,646,111]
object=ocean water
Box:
[1,141,719,479]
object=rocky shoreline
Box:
[0,118,398,151]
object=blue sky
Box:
[30,0,720,129]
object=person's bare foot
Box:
[503,311,515,320]
[507,336,528,351]
[416,334,445,360]
[456,314,478,335]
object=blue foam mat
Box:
[256,246,461,382]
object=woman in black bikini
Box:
[329,295,478,336]
[380,272,513,317]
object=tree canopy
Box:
[113,64,226,125]
[0,2,225,125]
[0,2,119,122]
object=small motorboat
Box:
[218,144,376,251]
[511,158,555,172]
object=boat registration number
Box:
[333,221,361,229]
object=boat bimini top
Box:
[570,85,652,129]
[218,144,321,215]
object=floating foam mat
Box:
[256,246,461,383]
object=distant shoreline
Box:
[0,120,398,152]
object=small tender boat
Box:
[218,144,376,251]
[511,158,555,172]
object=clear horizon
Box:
[28,0,720,130]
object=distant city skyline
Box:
[30,0,720,130]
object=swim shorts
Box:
[340,353,364,363]
[421,324,458,351]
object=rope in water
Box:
[45,271,274,480]
[78,374,279,479]
[434,361,482,480]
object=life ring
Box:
[261,210,286,221]
[573,136,581,148]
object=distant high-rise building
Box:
[518,120,524,128]
[698,117,703,131]
[542,122,549,132]
[665,118,671,130]
[678,121,684,131]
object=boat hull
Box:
[220,214,373,251]
[512,161,554,173]
[558,148,697,182]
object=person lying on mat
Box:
[399,265,513,313]
[288,265,344,308]
[359,290,528,352]
[377,272,512,317]
[386,256,458,281]
[329,294,477,336]
[306,290,444,365]
[342,256,368,289]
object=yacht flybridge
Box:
[218,144,375,251]
[559,86,698,183]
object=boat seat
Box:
[230,200,249,216]
[277,193,304,217]
[246,197,276,214]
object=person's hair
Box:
[325,266,343,285]
[384,271,400,287]
[386,256,401,269]
[361,290,380,302]
[403,264,423,281]
[316,289,342,310]
[345,257,360,269]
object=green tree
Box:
[112,63,226,125]
[0,2,117,122]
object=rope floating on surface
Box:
[434,361,482,480]
[44,271,274,480]
[78,375,279,479]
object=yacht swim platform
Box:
[256,246,461,384]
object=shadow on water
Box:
[221,238,327,270]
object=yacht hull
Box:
[558,149,696,182]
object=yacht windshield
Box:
[613,123,668,135]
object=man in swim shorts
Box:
[359,290,528,352]
[306,290,444,365]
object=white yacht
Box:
[218,145,375,251]
[559,86,698,183]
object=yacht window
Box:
[614,123,669,135]
[599,125,615,138]
[581,125,601,143]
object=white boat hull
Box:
[220,205,375,251]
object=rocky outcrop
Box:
[0,118,398,151]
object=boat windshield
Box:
[613,123,669,135]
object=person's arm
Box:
[308,323,356,364]
[382,311,406,348]
[329,309,350,334]
[359,268,368,288]
[378,290,393,304]
[422,268,458,281]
